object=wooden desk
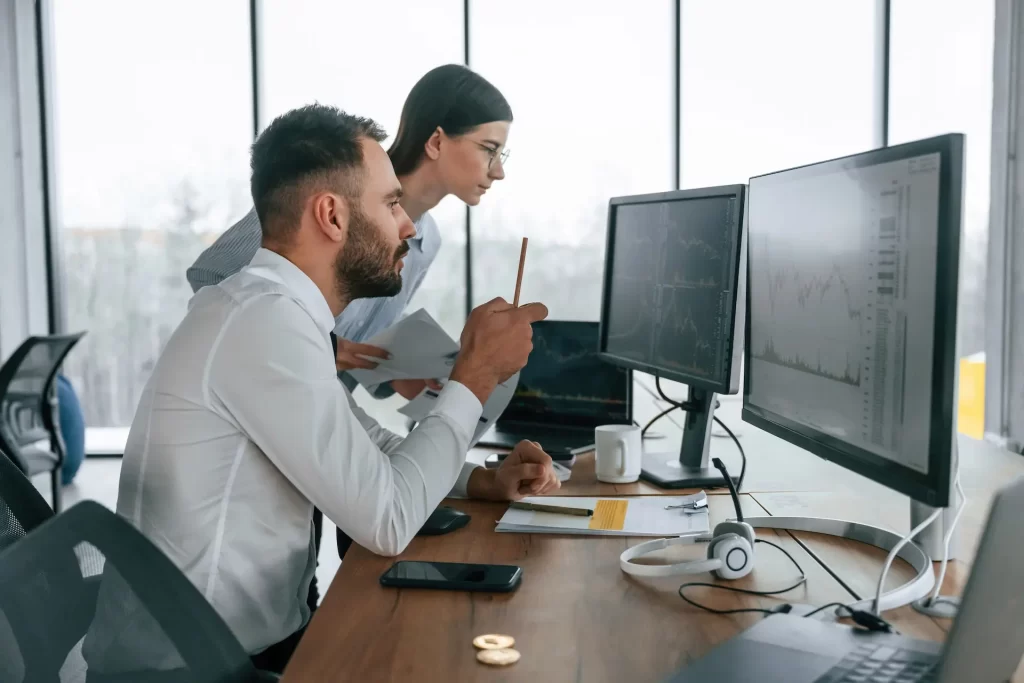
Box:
[288,405,1024,681]
[283,496,854,682]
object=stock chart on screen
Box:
[604,195,741,382]
[747,153,942,474]
[506,321,630,423]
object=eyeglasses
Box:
[471,141,510,170]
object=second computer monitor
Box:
[598,185,747,393]
[598,185,747,489]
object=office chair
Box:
[0,500,279,683]
[0,445,54,549]
[0,332,86,512]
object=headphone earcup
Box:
[712,521,755,547]
[708,533,754,580]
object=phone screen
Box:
[381,561,520,589]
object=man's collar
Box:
[247,248,336,336]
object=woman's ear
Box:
[424,126,444,161]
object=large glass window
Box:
[680,0,879,188]
[51,1,253,446]
[259,0,467,343]
[468,0,675,321]
[889,0,994,358]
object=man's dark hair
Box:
[388,65,512,176]
[250,103,386,244]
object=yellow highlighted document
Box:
[589,499,629,531]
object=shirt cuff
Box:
[430,380,484,440]
[450,461,481,499]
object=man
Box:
[83,104,557,676]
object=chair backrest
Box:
[0,447,53,552]
[0,501,260,683]
[0,332,86,469]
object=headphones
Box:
[620,458,755,580]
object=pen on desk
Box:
[509,501,593,517]
[513,237,528,307]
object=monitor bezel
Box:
[597,185,748,394]
[742,133,964,507]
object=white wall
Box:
[0,0,51,360]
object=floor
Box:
[32,458,344,605]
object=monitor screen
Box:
[599,187,746,392]
[502,321,631,427]
[744,135,962,506]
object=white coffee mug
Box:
[595,424,642,484]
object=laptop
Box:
[477,320,632,458]
[667,475,1024,683]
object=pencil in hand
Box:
[513,237,528,307]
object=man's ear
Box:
[424,126,444,161]
[312,192,349,244]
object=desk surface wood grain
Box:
[282,495,853,682]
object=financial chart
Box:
[604,195,740,383]
[507,322,630,423]
[747,153,942,474]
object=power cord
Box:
[872,506,943,615]
[653,376,747,490]
[926,468,966,607]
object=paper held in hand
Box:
[495,493,711,537]
[345,308,519,446]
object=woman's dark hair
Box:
[388,64,512,176]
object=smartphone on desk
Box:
[379,560,522,593]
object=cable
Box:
[712,416,746,492]
[653,375,747,490]
[872,506,943,615]
[677,539,807,616]
[641,404,679,438]
[927,469,967,605]
[804,602,853,619]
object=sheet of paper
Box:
[398,373,520,448]
[495,495,711,537]
[347,309,460,390]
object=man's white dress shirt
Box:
[83,248,481,669]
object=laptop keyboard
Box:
[814,643,939,683]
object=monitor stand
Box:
[640,387,738,490]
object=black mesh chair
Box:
[0,500,278,683]
[0,447,100,681]
[0,332,86,513]
[0,445,54,551]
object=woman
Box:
[341,62,514,400]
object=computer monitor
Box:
[743,134,963,508]
[598,185,747,488]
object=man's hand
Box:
[335,338,389,372]
[391,378,444,400]
[450,297,549,404]
[467,441,560,502]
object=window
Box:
[259,0,467,344]
[680,0,879,187]
[51,1,253,445]
[468,0,675,321]
[889,0,994,358]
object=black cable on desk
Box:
[677,539,807,616]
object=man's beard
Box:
[334,205,409,303]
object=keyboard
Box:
[815,643,939,683]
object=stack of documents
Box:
[495,492,711,537]
[346,309,519,445]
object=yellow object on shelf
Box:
[958,352,985,439]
